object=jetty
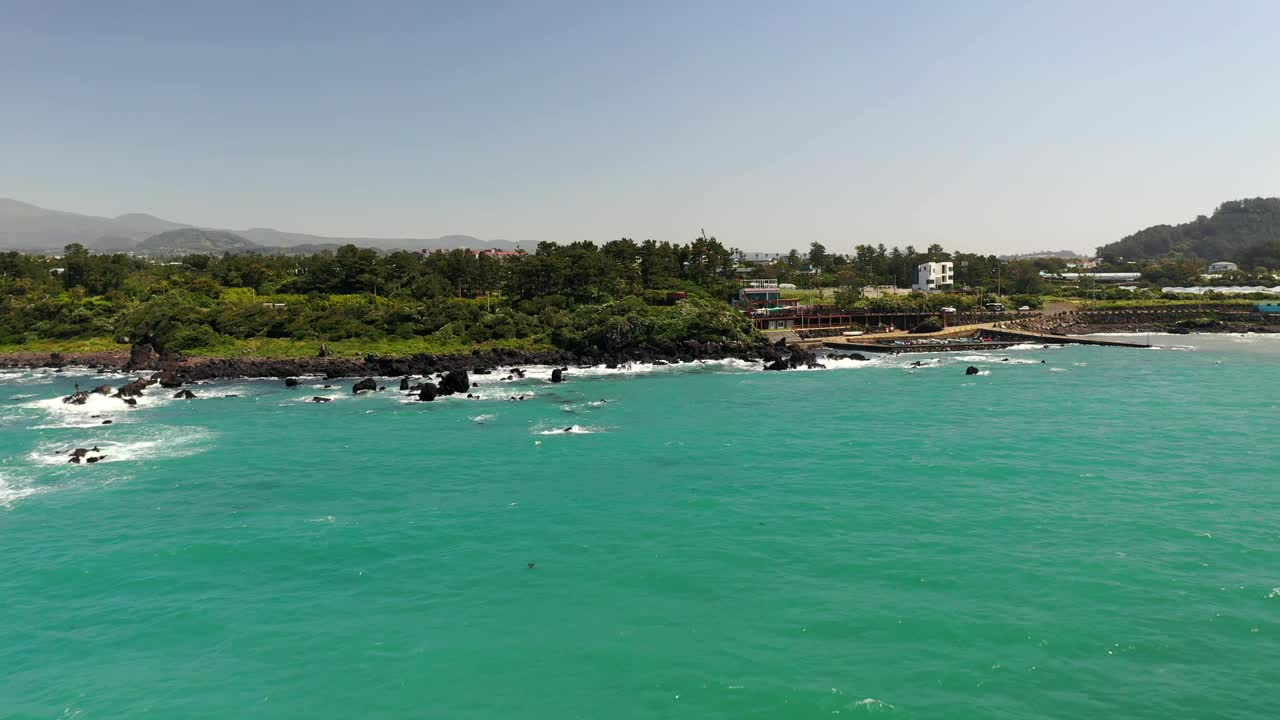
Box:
[818,325,1150,354]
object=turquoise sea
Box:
[2,334,1278,719]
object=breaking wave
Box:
[27,426,214,466]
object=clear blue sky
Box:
[3,0,1279,254]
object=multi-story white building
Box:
[911,261,954,292]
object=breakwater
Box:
[1015,306,1280,335]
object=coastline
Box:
[5,322,1279,379]
[0,339,794,380]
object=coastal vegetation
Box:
[0,239,755,356]
[1,221,1275,359]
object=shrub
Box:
[911,316,944,333]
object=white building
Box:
[911,261,954,293]
[1208,261,1239,273]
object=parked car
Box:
[1017,305,1030,311]
[940,306,957,313]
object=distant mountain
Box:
[0,198,528,255]
[1098,198,1280,268]
[0,198,187,251]
[136,229,258,256]
[90,235,143,252]
[236,228,520,253]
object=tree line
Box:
[0,238,747,353]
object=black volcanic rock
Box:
[438,370,470,396]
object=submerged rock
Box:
[62,390,90,405]
[115,378,152,398]
[173,389,197,399]
[67,447,106,464]
[965,366,980,375]
[308,396,332,403]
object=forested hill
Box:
[1098,198,1280,268]
[135,229,257,256]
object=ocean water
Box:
[2,335,1279,719]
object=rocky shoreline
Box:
[0,339,827,380]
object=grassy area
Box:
[0,336,554,358]
[780,288,839,303]
[0,337,129,354]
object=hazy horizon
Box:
[4,1,1279,254]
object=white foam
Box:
[25,390,161,428]
[28,426,212,466]
[536,424,598,435]
[472,413,497,423]
[793,355,883,371]
[0,473,44,508]
[292,392,344,404]
[1049,367,1067,372]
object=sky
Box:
[3,0,1280,254]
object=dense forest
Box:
[0,239,756,355]
[1097,198,1280,268]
